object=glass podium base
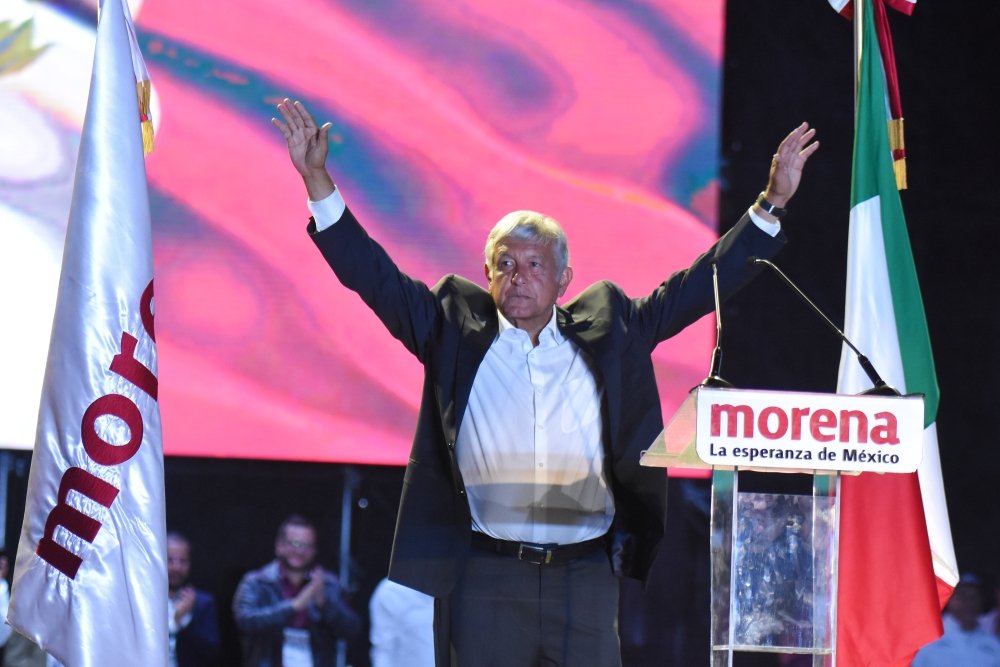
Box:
[710,470,840,667]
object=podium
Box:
[641,385,924,666]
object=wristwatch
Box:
[755,191,787,219]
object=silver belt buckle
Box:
[517,543,553,565]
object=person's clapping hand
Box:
[173,585,196,624]
[293,566,327,610]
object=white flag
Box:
[6,0,167,664]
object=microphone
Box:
[701,258,733,388]
[747,257,899,396]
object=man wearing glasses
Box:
[233,514,360,667]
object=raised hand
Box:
[272,98,336,201]
[763,122,820,208]
[173,585,196,623]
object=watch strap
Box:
[756,191,787,218]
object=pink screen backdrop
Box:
[1,0,724,466]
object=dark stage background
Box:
[719,0,1000,583]
[3,1,999,665]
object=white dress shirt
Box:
[456,309,611,545]
[166,594,193,667]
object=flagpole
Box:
[834,7,863,667]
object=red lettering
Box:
[110,332,157,399]
[709,401,906,447]
[758,406,788,440]
[839,409,869,444]
[809,409,837,442]
[871,411,900,444]
[81,394,143,465]
[36,468,120,578]
[38,283,160,578]
[140,279,155,342]
[712,404,754,438]
[790,407,810,440]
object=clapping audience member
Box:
[167,531,221,667]
[232,515,360,667]
[912,573,1000,667]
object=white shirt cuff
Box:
[747,206,781,237]
[308,188,347,232]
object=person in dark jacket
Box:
[272,99,817,666]
[167,532,221,667]
[232,515,360,667]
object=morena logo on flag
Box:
[37,280,157,579]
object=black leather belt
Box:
[470,531,607,566]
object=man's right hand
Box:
[292,566,328,611]
[272,99,336,202]
[174,585,196,623]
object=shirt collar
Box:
[496,306,565,346]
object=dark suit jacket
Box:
[176,589,221,667]
[311,207,784,597]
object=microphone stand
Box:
[702,259,734,388]
[748,257,899,396]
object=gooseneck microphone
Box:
[701,258,734,388]
[747,256,899,396]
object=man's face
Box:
[486,238,571,336]
[276,525,317,573]
[166,538,191,590]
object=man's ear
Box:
[484,263,492,283]
[557,266,573,297]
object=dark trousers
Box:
[434,545,621,667]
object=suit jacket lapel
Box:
[446,309,497,443]
[557,307,621,448]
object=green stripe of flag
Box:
[851,11,939,423]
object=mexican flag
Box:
[835,0,958,664]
